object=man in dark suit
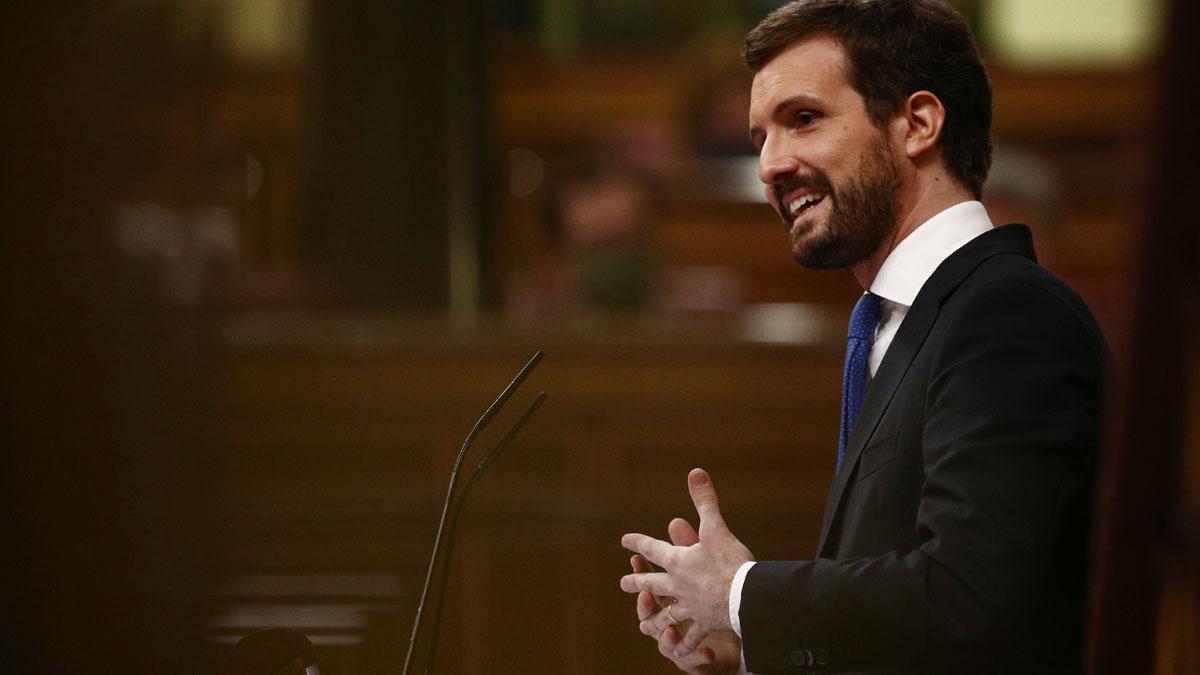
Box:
[620,1,1108,673]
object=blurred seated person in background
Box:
[508,157,747,317]
[508,159,663,314]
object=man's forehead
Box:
[749,36,851,113]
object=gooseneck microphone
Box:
[423,388,548,670]
[401,352,547,675]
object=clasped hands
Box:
[620,468,754,673]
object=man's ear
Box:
[899,90,946,160]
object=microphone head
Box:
[221,628,319,675]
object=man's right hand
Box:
[630,518,742,674]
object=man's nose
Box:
[758,136,799,186]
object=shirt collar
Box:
[869,200,994,307]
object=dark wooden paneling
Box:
[210,316,845,673]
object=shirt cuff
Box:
[729,561,756,673]
[728,560,755,638]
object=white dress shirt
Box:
[727,201,994,673]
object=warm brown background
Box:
[3,1,1195,674]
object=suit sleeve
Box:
[738,278,1106,673]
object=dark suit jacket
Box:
[739,225,1108,674]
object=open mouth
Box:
[787,192,827,221]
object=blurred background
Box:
[3,0,1195,673]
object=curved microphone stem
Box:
[423,391,548,672]
[401,352,543,675]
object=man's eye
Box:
[794,111,818,127]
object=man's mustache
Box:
[773,172,835,207]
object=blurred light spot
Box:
[224,0,308,61]
[740,303,834,345]
[985,0,1164,67]
[508,147,544,197]
[690,156,767,203]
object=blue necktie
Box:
[838,292,882,473]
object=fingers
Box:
[640,602,687,636]
[632,555,673,620]
[643,598,700,634]
[627,471,737,671]
[637,591,658,622]
[657,625,688,659]
[621,532,676,568]
[631,583,716,672]
[667,517,699,547]
[620,571,674,596]
[676,646,716,670]
[674,619,708,659]
[657,625,682,658]
[657,627,714,670]
[687,468,727,534]
[640,600,685,636]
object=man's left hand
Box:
[621,468,754,657]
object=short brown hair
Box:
[745,0,992,199]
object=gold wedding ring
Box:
[666,603,678,626]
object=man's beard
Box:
[777,135,902,270]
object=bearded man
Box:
[620,1,1109,673]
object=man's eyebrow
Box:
[749,92,825,145]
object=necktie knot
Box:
[847,292,882,342]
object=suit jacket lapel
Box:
[815,224,1037,557]
[816,295,940,555]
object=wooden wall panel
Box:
[208,317,846,673]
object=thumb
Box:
[687,468,726,535]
